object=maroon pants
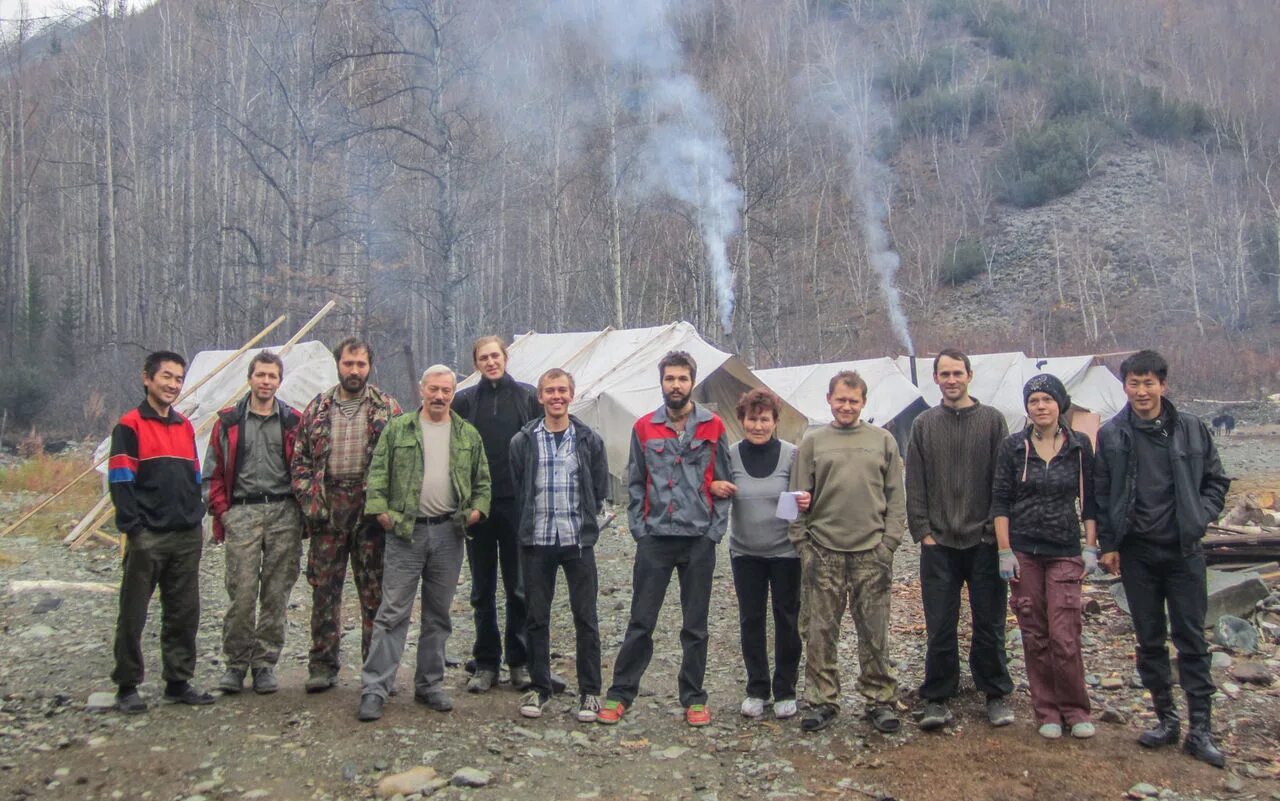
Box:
[1009,553,1091,726]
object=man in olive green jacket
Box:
[357,365,491,720]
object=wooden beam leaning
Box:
[1,314,289,540]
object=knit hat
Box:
[1023,373,1070,413]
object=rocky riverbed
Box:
[0,433,1277,801]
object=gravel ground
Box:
[0,431,1276,801]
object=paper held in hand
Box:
[775,491,803,522]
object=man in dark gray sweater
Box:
[906,349,1013,731]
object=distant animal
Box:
[1210,414,1236,436]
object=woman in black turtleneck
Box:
[726,388,809,721]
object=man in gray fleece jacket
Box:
[906,349,1013,731]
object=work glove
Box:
[1082,545,1099,576]
[998,548,1019,582]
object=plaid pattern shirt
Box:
[326,396,368,480]
[533,421,582,546]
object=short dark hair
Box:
[472,335,509,364]
[658,350,697,383]
[333,337,373,365]
[828,370,868,398]
[735,388,782,422]
[247,351,284,380]
[1120,349,1168,382]
[537,367,576,393]
[144,350,186,379]
[933,348,972,376]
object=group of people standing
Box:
[104,338,1230,768]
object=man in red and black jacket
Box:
[108,350,213,714]
[206,351,303,696]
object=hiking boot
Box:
[115,687,147,715]
[576,694,602,723]
[596,699,626,725]
[986,696,1015,727]
[162,683,215,706]
[740,697,766,719]
[773,699,798,719]
[519,691,550,719]
[1183,696,1225,768]
[251,667,278,695]
[415,689,454,712]
[466,669,497,694]
[800,703,838,733]
[686,704,711,727]
[918,701,952,731]
[867,704,901,734]
[509,665,532,691]
[1138,690,1181,748]
[218,668,246,694]
[356,694,384,722]
[305,670,337,694]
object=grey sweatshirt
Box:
[728,439,798,559]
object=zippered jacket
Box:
[509,415,610,547]
[206,395,301,543]
[1094,400,1230,555]
[363,409,492,540]
[991,426,1097,557]
[108,402,204,536]
[453,373,541,499]
[626,403,732,542]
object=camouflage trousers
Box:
[222,500,304,670]
[799,539,897,708]
[306,482,385,675]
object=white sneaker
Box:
[1071,721,1096,739]
[1038,723,1063,739]
[576,694,601,723]
[773,699,798,719]
[740,697,766,718]
[519,691,548,719]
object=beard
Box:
[341,373,368,394]
[663,390,690,411]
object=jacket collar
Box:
[1120,398,1179,431]
[651,402,711,426]
[137,400,184,424]
[478,372,518,394]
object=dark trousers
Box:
[919,542,1013,701]
[466,498,528,670]
[1119,541,1214,699]
[730,555,801,701]
[608,535,716,707]
[523,544,601,697]
[112,528,203,689]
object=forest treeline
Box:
[0,0,1278,435]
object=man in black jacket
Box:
[509,368,609,722]
[452,335,542,692]
[1097,350,1231,767]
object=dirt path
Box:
[0,433,1276,801]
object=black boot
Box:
[1183,695,1225,768]
[1138,689,1180,748]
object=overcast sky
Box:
[0,0,158,26]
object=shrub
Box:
[1129,84,1211,141]
[994,116,1114,207]
[0,363,52,429]
[1047,73,1102,118]
[941,239,988,285]
[897,85,996,140]
[878,46,963,100]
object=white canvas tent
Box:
[895,352,1126,431]
[459,322,808,483]
[755,357,929,450]
[93,340,339,472]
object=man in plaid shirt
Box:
[509,369,610,721]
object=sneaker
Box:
[356,693,384,722]
[414,690,454,712]
[986,696,1015,727]
[162,683,215,706]
[918,701,952,731]
[576,694,602,723]
[115,688,147,715]
[596,699,626,725]
[467,669,497,694]
[686,704,711,727]
[740,697,766,719]
[773,699,798,719]
[800,703,838,732]
[519,691,550,719]
[509,666,533,690]
[866,704,901,734]
[251,667,278,695]
[1071,721,1096,739]
[218,668,246,694]
[1039,723,1063,739]
[304,670,337,694]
